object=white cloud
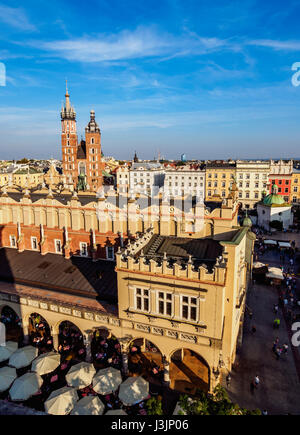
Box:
[0,4,36,31]
[27,26,230,63]
[248,39,300,51]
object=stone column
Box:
[121,345,129,376]
[52,333,59,352]
[163,356,171,387]
[22,322,30,345]
[84,333,93,363]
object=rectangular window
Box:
[9,235,16,248]
[181,295,198,321]
[106,246,114,261]
[55,239,62,254]
[157,292,173,316]
[80,242,88,257]
[135,288,150,312]
[31,237,38,250]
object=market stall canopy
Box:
[65,362,96,389]
[266,267,284,280]
[119,376,149,406]
[92,367,122,395]
[0,341,18,363]
[9,346,38,369]
[253,262,266,268]
[278,241,291,248]
[9,372,43,401]
[70,395,105,415]
[264,240,277,245]
[31,351,61,376]
[44,386,78,415]
[0,366,17,392]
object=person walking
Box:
[275,347,282,360]
[282,343,288,355]
[254,375,260,388]
[272,338,279,353]
[273,318,280,329]
[273,304,278,314]
[226,373,231,388]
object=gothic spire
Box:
[61,81,76,121]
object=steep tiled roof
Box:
[0,248,117,304]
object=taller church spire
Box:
[61,80,76,120]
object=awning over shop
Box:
[278,241,291,248]
[266,267,284,280]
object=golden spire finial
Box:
[65,79,69,96]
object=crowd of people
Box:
[92,331,122,370]
[58,323,86,362]
[29,314,53,353]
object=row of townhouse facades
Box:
[116,159,300,209]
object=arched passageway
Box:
[169,349,210,395]
[128,338,164,383]
[28,313,53,353]
[0,305,22,344]
[91,328,122,370]
[58,321,85,362]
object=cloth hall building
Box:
[0,175,255,394]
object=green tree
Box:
[146,397,164,415]
[178,386,261,416]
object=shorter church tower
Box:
[85,110,104,191]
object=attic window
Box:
[64,266,76,274]
[38,262,50,270]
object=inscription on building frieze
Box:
[166,330,178,339]
[135,323,150,333]
[180,333,197,343]
[151,327,164,336]
[110,318,120,326]
[50,305,58,312]
[95,314,108,324]
[59,306,71,315]
[28,299,39,308]
[0,294,9,301]
[84,312,94,321]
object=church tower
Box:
[85,110,104,191]
[61,82,78,188]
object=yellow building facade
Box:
[205,162,236,201]
[290,171,300,204]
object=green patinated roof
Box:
[262,193,286,206]
[243,216,252,227]
[262,183,288,206]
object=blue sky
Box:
[1,0,300,160]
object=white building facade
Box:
[236,160,270,209]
